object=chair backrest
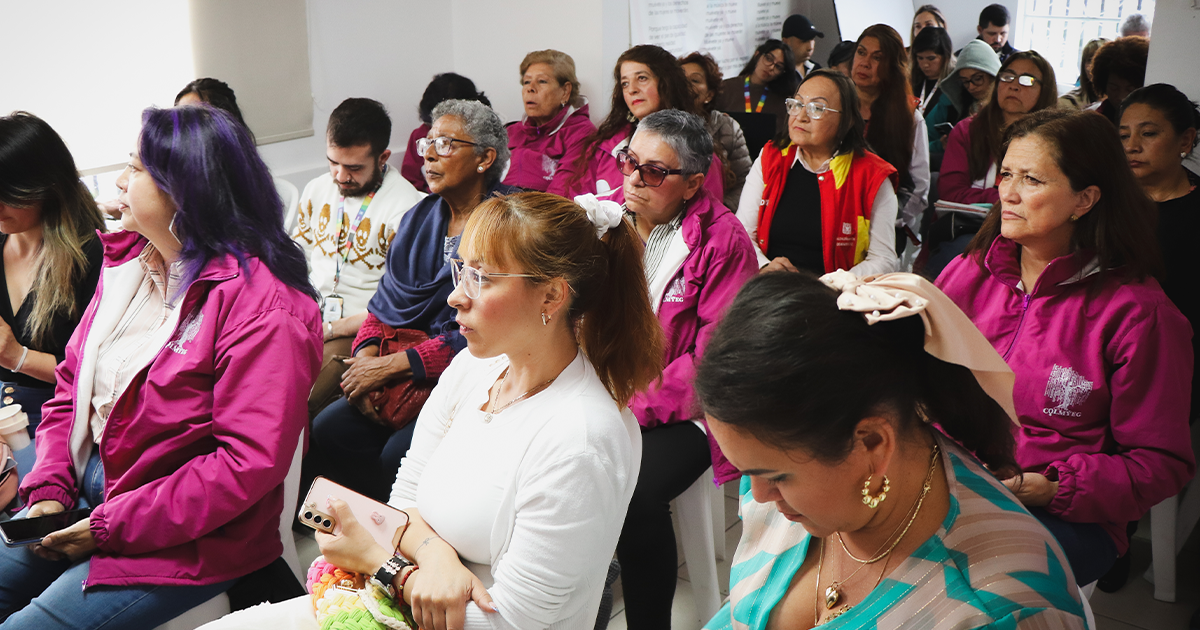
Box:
[275,177,301,236]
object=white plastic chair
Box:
[1142,486,1200,603]
[275,177,301,236]
[153,430,306,630]
[674,467,726,625]
[1079,582,1096,630]
[1142,423,1200,603]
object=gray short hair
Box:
[430,99,511,186]
[1119,13,1150,37]
[631,110,713,176]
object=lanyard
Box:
[744,77,768,113]
[330,188,377,292]
[918,81,937,113]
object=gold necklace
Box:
[814,540,891,626]
[822,444,940,610]
[483,368,556,423]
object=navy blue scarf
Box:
[368,183,517,334]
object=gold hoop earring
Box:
[541,312,550,326]
[861,475,890,509]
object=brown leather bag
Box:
[366,326,435,431]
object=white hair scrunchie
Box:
[574,193,625,240]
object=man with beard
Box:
[293,97,425,418]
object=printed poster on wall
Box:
[629,0,789,78]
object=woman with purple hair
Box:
[0,105,323,628]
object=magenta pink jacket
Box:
[564,123,725,205]
[937,237,1195,554]
[938,117,1000,205]
[504,102,595,194]
[401,124,432,193]
[19,231,322,587]
[629,187,759,484]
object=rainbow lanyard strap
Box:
[330,186,378,292]
[744,76,768,113]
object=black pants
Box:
[616,421,712,629]
[300,397,419,503]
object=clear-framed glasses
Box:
[416,136,480,157]
[998,71,1040,88]
[960,72,992,87]
[449,258,538,299]
[785,98,841,120]
[615,150,683,187]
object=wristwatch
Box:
[371,555,415,599]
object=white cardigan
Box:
[390,349,641,630]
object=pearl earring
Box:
[478,166,484,172]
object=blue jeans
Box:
[1030,507,1119,586]
[0,450,236,628]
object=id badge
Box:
[322,295,344,322]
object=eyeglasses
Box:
[759,56,788,74]
[449,258,538,299]
[960,72,992,87]
[785,98,841,120]
[616,150,683,187]
[416,136,479,157]
[998,72,1040,88]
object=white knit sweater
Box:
[291,167,425,315]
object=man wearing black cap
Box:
[781,14,823,81]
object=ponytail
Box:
[579,219,664,406]
[461,192,663,407]
[915,353,1020,479]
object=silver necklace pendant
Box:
[483,412,492,423]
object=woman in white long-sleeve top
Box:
[202,191,664,630]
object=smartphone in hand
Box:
[0,508,93,547]
[298,477,410,550]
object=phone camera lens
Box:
[322,519,332,528]
[304,511,313,520]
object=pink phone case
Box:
[300,477,410,551]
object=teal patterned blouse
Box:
[705,435,1088,630]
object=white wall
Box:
[930,0,1017,55]
[451,0,608,125]
[259,0,454,190]
[261,0,634,190]
[1144,0,1200,171]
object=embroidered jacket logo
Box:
[663,277,687,303]
[167,312,204,355]
[1043,364,1093,417]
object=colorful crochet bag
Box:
[307,556,415,630]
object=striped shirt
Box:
[635,210,684,282]
[89,245,184,444]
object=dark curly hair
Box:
[1091,36,1150,100]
